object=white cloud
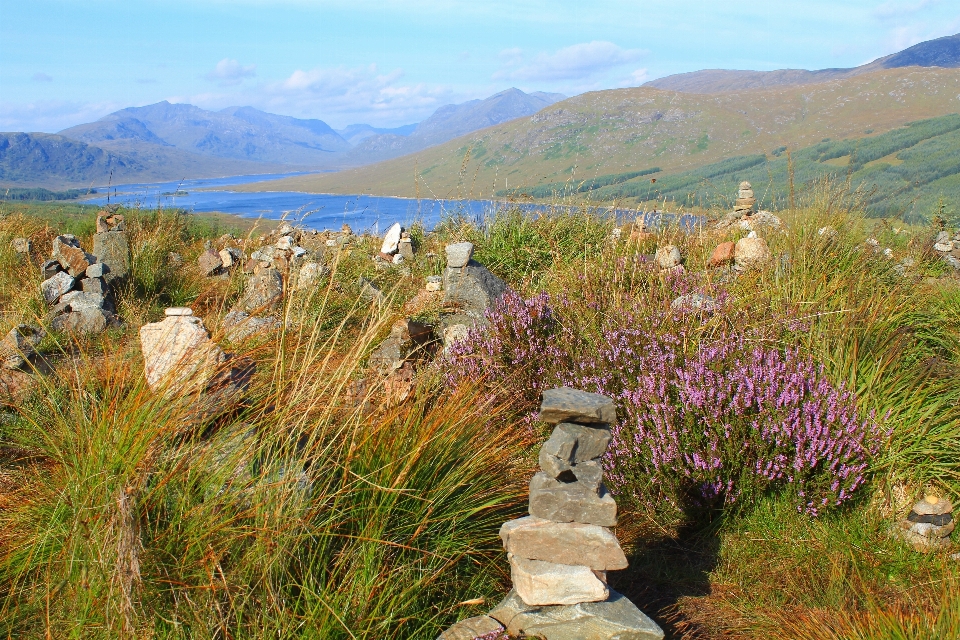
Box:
[31,72,53,83]
[873,0,940,20]
[495,41,646,83]
[204,58,256,86]
[0,100,124,133]
[617,68,649,87]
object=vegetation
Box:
[0,182,958,638]
[0,187,93,201]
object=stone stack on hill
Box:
[93,211,131,284]
[894,494,954,551]
[441,242,507,350]
[41,234,121,333]
[734,181,755,216]
[933,230,960,271]
[439,388,664,640]
[376,222,416,265]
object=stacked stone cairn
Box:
[734,181,756,216]
[440,242,507,351]
[933,230,960,271]
[376,222,416,264]
[894,494,954,551]
[93,211,131,285]
[440,388,664,640]
[41,234,121,333]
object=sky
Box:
[1,0,959,133]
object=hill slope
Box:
[234,67,960,200]
[644,32,960,93]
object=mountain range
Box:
[0,88,565,188]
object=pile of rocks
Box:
[93,211,131,284]
[894,494,954,551]
[440,388,663,640]
[41,235,121,333]
[139,307,252,422]
[933,230,960,271]
[441,242,506,349]
[376,222,416,264]
[734,181,756,215]
[714,182,782,232]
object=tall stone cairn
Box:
[438,387,664,640]
[734,181,755,215]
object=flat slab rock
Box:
[436,615,505,640]
[529,472,617,527]
[490,589,664,640]
[540,388,616,425]
[500,516,627,570]
[510,554,608,606]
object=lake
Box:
[83,173,704,232]
[83,173,495,233]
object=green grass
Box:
[1,190,959,638]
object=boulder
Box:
[499,517,627,570]
[238,268,283,312]
[489,589,664,640]
[53,236,94,276]
[92,231,131,283]
[437,616,505,640]
[139,310,227,394]
[539,388,617,425]
[446,242,474,268]
[41,271,75,304]
[0,324,45,369]
[734,236,772,270]
[528,473,617,527]
[381,222,403,255]
[509,555,608,606]
[708,242,736,267]
[654,245,682,270]
[443,260,506,321]
[198,249,224,276]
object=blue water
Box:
[84,172,704,232]
[83,173,493,232]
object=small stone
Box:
[85,263,109,278]
[443,323,470,352]
[529,472,617,526]
[399,238,415,260]
[934,241,954,253]
[541,422,612,465]
[499,516,627,571]
[654,245,682,270]
[572,459,604,491]
[509,554,608,606]
[165,307,194,317]
[734,236,772,270]
[53,237,94,276]
[489,589,664,640]
[219,248,235,268]
[52,307,109,334]
[358,277,383,302]
[223,311,280,341]
[671,293,719,313]
[325,238,338,247]
[296,262,329,291]
[198,249,223,276]
[275,236,294,251]
[912,497,953,516]
[426,275,443,292]
[292,246,307,258]
[437,615,504,640]
[539,388,617,425]
[82,277,107,295]
[446,242,474,268]
[61,290,104,312]
[42,259,63,280]
[708,242,736,267]
[11,238,31,254]
[392,254,405,265]
[41,271,75,304]
[381,222,403,255]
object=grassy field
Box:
[0,187,958,638]
[232,67,960,202]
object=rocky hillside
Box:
[644,32,960,93]
[235,67,960,201]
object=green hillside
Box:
[235,67,960,202]
[538,113,960,220]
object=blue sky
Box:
[1,0,959,132]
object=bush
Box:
[444,284,882,517]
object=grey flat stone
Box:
[572,459,604,492]
[436,615,504,640]
[81,277,107,296]
[540,388,617,425]
[510,554,608,606]
[85,263,109,278]
[911,497,953,516]
[500,516,627,570]
[490,589,664,640]
[0,324,45,369]
[42,259,63,280]
[446,242,474,268]
[543,422,612,463]
[61,291,105,312]
[529,472,617,526]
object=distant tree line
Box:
[0,187,93,201]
